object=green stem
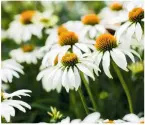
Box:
[112,62,133,113]
[80,72,97,111]
[78,88,89,115]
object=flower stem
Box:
[80,72,97,111]
[78,88,89,115]
[112,62,133,113]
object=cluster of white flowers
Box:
[1,0,144,123]
[60,112,144,124]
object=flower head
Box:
[58,31,78,46]
[22,44,35,52]
[1,89,31,123]
[10,47,43,64]
[129,7,144,22]
[38,52,99,92]
[20,10,36,24]
[57,25,68,36]
[1,59,24,83]
[92,34,140,78]
[81,14,100,25]
[61,53,78,67]
[95,34,117,52]
[110,2,123,11]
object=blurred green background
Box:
[1,1,144,123]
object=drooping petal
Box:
[123,51,135,63]
[68,67,75,88]
[116,22,131,41]
[102,51,113,78]
[111,49,128,71]
[76,63,95,80]
[127,23,136,40]
[135,23,142,41]
[74,67,81,90]
[82,112,101,123]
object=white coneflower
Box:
[60,112,100,123]
[99,2,128,26]
[116,7,144,42]
[41,21,85,53]
[93,33,140,78]
[38,52,99,92]
[9,44,43,64]
[42,31,95,64]
[7,10,43,44]
[81,14,106,39]
[103,119,125,123]
[1,89,32,122]
[1,59,24,83]
[123,113,144,123]
[32,11,58,28]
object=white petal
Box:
[135,23,142,41]
[73,46,82,57]
[116,22,131,41]
[123,51,135,63]
[68,67,75,87]
[52,68,62,89]
[75,43,91,53]
[95,52,103,67]
[89,27,97,39]
[62,68,70,92]
[130,49,141,60]
[127,23,136,39]
[82,112,101,123]
[76,63,95,80]
[102,51,113,78]
[74,67,81,90]
[123,113,140,122]
[111,49,128,71]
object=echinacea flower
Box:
[1,89,32,122]
[1,59,24,83]
[116,7,144,42]
[123,113,144,123]
[60,112,100,123]
[81,14,106,39]
[92,33,140,78]
[9,44,43,64]
[103,119,125,123]
[7,10,43,44]
[38,52,99,92]
[33,11,58,27]
[42,31,95,64]
[42,21,84,51]
[99,2,128,26]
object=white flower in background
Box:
[123,113,144,123]
[92,33,140,78]
[1,29,8,40]
[44,21,84,46]
[81,14,106,39]
[42,31,95,63]
[1,89,32,122]
[33,11,58,28]
[102,119,125,123]
[99,1,128,27]
[7,10,43,44]
[9,44,44,64]
[38,52,100,92]
[1,59,24,83]
[116,6,144,42]
[60,112,100,123]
